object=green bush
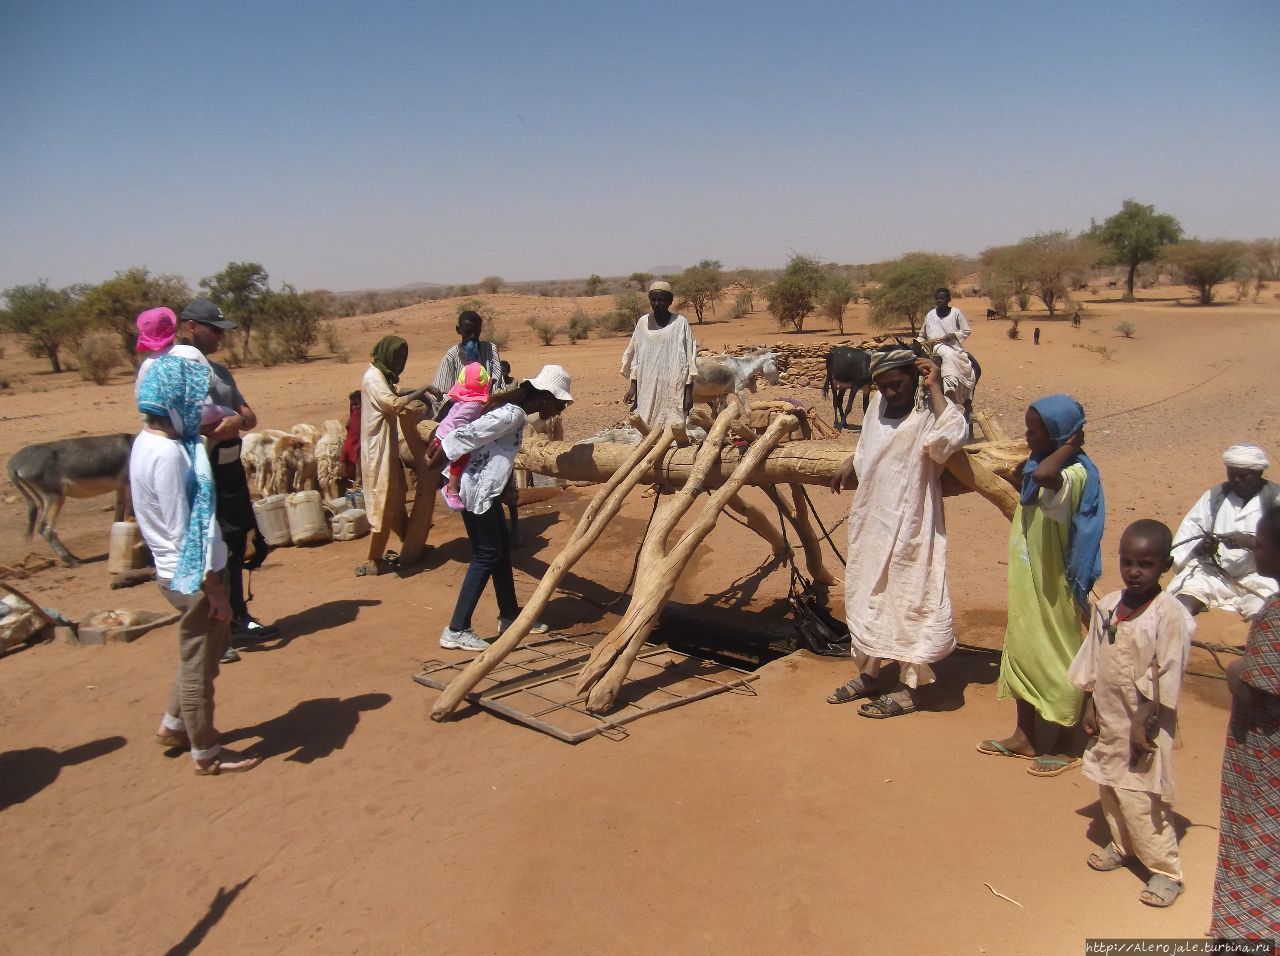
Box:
[564,310,595,344]
[321,321,351,362]
[596,310,634,337]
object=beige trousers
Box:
[159,580,230,755]
[1099,784,1182,881]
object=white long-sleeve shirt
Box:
[130,430,227,581]
[439,404,527,515]
[919,307,971,348]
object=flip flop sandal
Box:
[1027,756,1082,777]
[1139,874,1183,908]
[193,753,262,777]
[858,694,918,719]
[1087,845,1128,872]
[976,739,1033,760]
[826,677,876,704]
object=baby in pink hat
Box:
[135,307,233,429]
[434,363,493,511]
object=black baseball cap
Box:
[181,299,238,330]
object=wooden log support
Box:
[430,424,678,721]
[397,415,440,565]
[577,407,798,714]
[516,436,1029,517]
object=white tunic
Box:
[1169,484,1279,619]
[919,307,974,403]
[1068,590,1193,802]
[440,404,527,515]
[842,391,970,686]
[360,365,408,534]
[620,313,697,428]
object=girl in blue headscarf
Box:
[977,393,1105,776]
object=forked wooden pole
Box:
[430,424,676,720]
[398,416,440,564]
[579,410,798,714]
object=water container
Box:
[107,520,149,574]
[346,490,365,511]
[331,509,370,541]
[323,496,349,515]
[253,494,292,547]
[286,490,330,545]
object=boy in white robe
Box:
[918,288,975,406]
[825,348,969,718]
[1170,444,1278,620]
[1069,519,1193,908]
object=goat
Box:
[269,433,317,496]
[7,434,134,566]
[822,346,873,431]
[291,422,322,446]
[691,350,780,414]
[313,419,345,502]
[240,432,275,498]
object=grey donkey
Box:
[7,433,135,566]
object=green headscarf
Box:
[370,335,407,385]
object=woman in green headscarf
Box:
[359,336,436,572]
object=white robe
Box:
[360,365,407,535]
[843,391,970,686]
[1169,484,1278,619]
[620,313,697,428]
[918,307,974,404]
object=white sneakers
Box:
[439,626,490,652]
[498,616,550,635]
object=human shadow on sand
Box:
[164,875,255,956]
[238,599,381,653]
[220,693,390,762]
[0,735,127,811]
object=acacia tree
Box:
[676,259,723,324]
[583,274,604,296]
[819,274,856,333]
[1091,199,1182,300]
[1165,240,1249,305]
[981,245,1033,311]
[765,254,826,332]
[629,271,653,291]
[200,262,270,352]
[1011,232,1096,317]
[478,275,504,294]
[867,253,951,334]
[1249,238,1280,281]
[81,267,191,366]
[0,281,88,373]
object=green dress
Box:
[997,462,1086,725]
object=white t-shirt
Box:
[130,429,227,581]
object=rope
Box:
[1093,362,1234,423]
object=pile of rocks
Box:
[722,340,880,390]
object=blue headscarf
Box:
[1021,394,1105,615]
[137,355,217,595]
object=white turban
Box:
[648,280,673,294]
[1222,444,1270,471]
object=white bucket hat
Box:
[525,365,573,403]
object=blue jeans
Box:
[448,505,519,631]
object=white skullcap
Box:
[648,280,673,294]
[1222,444,1270,470]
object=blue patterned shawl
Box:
[1021,393,1105,615]
[137,355,216,594]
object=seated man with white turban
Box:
[1170,444,1279,620]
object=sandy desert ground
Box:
[1,288,1276,954]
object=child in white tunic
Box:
[1068,519,1194,908]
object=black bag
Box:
[788,568,850,658]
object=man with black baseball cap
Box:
[178,299,279,660]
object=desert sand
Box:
[1,289,1276,954]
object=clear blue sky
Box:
[2,0,1277,292]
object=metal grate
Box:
[414,636,758,743]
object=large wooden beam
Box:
[516,437,1028,517]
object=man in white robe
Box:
[621,281,697,429]
[825,348,970,718]
[918,288,975,407]
[1170,444,1278,620]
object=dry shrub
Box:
[596,310,633,337]
[321,321,351,362]
[1114,320,1136,338]
[75,336,123,384]
[564,310,594,344]
[528,317,558,345]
